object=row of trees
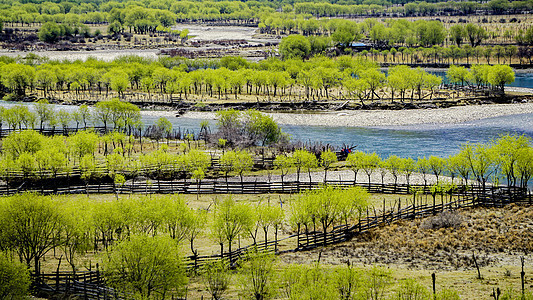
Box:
[446,64,515,92]
[0,128,213,181]
[0,99,139,132]
[3,0,531,29]
[0,193,284,274]
[1,123,531,194]
[341,134,533,190]
[0,0,271,27]
[3,56,513,102]
[292,0,533,17]
[265,17,454,48]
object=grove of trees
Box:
[0,55,515,104]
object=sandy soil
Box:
[173,24,258,41]
[0,49,159,62]
[182,102,533,127]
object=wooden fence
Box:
[3,178,526,198]
[30,183,530,299]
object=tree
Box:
[234,150,254,184]
[296,149,318,184]
[244,110,283,146]
[211,197,253,260]
[360,152,381,188]
[465,24,488,47]
[203,260,231,300]
[417,157,431,187]
[331,23,358,51]
[274,154,294,187]
[383,155,402,188]
[449,25,464,47]
[320,150,337,182]
[239,249,277,300]
[460,143,497,191]
[108,20,123,35]
[447,65,471,86]
[488,64,514,93]
[360,68,385,100]
[68,130,99,161]
[0,193,64,274]
[1,64,35,96]
[387,65,411,102]
[279,35,311,60]
[346,150,365,184]
[103,235,188,299]
[256,203,284,250]
[60,201,92,273]
[34,99,54,131]
[78,104,91,128]
[156,117,173,143]
[110,71,129,99]
[2,130,44,159]
[0,252,30,299]
[492,134,530,187]
[428,155,446,184]
[38,21,64,43]
[400,157,417,187]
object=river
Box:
[1,100,533,159]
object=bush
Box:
[0,252,31,299]
[420,210,463,230]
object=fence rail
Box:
[3,178,523,197]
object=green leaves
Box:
[3,130,44,159]
[103,235,187,299]
[0,252,30,299]
[215,109,284,147]
[0,193,65,273]
[279,35,311,60]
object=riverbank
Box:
[179,102,533,127]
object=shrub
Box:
[420,210,463,230]
[0,252,31,299]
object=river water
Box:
[2,100,533,158]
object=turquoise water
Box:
[281,113,533,158]
[146,113,533,158]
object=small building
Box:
[348,42,372,52]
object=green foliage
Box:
[203,260,231,300]
[291,186,368,235]
[219,150,253,182]
[38,22,64,43]
[245,110,283,146]
[488,65,515,92]
[292,149,317,182]
[0,252,30,299]
[279,35,311,60]
[94,98,141,131]
[68,130,99,160]
[211,197,254,254]
[0,193,65,273]
[2,130,44,159]
[103,235,187,299]
[320,150,338,181]
[239,249,277,300]
[215,109,285,147]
